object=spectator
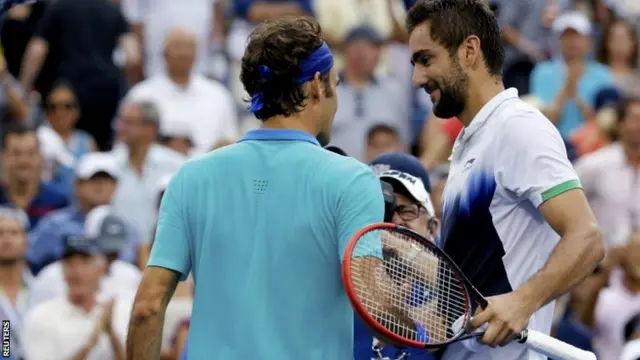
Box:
[43,80,97,196]
[0,124,68,228]
[19,0,140,151]
[596,18,640,96]
[531,11,613,139]
[364,124,403,163]
[329,25,406,161]
[585,233,640,360]
[23,236,128,360]
[126,28,238,154]
[0,206,32,360]
[121,0,225,78]
[0,48,30,138]
[29,205,141,309]
[574,96,640,247]
[27,152,139,274]
[157,120,194,157]
[111,100,186,242]
[498,0,559,94]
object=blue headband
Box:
[249,42,334,113]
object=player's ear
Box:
[308,72,324,100]
[461,35,481,69]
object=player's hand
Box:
[469,291,537,348]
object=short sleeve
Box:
[495,111,582,208]
[148,167,191,280]
[336,163,385,259]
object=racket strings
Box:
[350,229,470,344]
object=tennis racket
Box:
[341,222,597,360]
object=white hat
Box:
[552,11,592,36]
[76,152,119,180]
[380,170,435,217]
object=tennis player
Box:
[125,17,385,360]
[406,1,604,359]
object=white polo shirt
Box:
[27,260,141,310]
[439,88,581,360]
[126,74,238,153]
[23,295,130,360]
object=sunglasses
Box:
[46,102,77,112]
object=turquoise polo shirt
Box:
[148,128,384,359]
[530,59,612,138]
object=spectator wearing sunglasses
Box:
[43,80,97,196]
[358,152,438,360]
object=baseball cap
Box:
[75,152,119,180]
[370,152,431,192]
[552,11,592,36]
[344,25,384,46]
[62,234,101,258]
[370,153,435,216]
[84,205,129,255]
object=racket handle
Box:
[518,329,597,360]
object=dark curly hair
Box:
[406,0,504,77]
[240,17,333,121]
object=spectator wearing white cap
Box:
[29,205,142,310]
[28,152,140,275]
[125,27,238,154]
[0,206,32,360]
[111,100,186,243]
[530,10,614,140]
[23,231,129,360]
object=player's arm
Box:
[499,114,603,311]
[126,167,192,360]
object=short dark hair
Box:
[406,0,504,77]
[2,123,37,151]
[616,96,640,123]
[366,124,399,144]
[596,18,639,69]
[240,17,332,121]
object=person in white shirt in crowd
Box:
[23,235,128,360]
[126,27,238,154]
[29,205,141,309]
[121,0,225,78]
[28,152,140,274]
[575,96,640,248]
[0,207,32,360]
[157,119,194,157]
[579,233,640,360]
[111,100,186,243]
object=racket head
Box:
[342,222,480,349]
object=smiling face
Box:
[409,22,470,119]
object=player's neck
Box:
[457,77,504,127]
[262,114,317,136]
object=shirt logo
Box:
[463,158,475,171]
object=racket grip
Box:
[518,329,597,360]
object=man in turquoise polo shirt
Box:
[125,17,384,360]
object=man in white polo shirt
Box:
[406,1,603,359]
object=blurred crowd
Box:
[0,0,639,359]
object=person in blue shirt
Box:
[126,18,385,360]
[529,11,613,139]
[357,152,438,360]
[0,124,68,228]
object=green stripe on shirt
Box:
[541,179,583,203]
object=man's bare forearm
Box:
[516,224,603,311]
[20,38,48,91]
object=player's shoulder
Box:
[493,97,559,138]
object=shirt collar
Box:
[459,87,519,142]
[238,129,321,146]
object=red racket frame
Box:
[341,222,476,349]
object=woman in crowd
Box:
[596,18,639,96]
[43,80,97,195]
